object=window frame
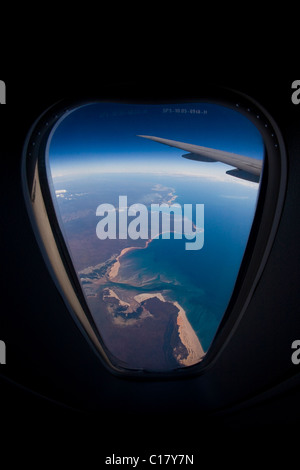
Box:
[21,88,287,379]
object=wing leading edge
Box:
[138,135,262,183]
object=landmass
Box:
[79,236,205,370]
[64,180,205,370]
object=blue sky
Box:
[48,101,264,180]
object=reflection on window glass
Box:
[47,102,264,372]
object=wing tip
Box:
[137,134,153,139]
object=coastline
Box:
[107,235,205,367]
[134,292,205,367]
[174,301,205,366]
[108,239,152,280]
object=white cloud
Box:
[55,189,67,194]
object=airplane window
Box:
[22,93,286,377]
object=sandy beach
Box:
[174,301,205,366]
[108,247,136,280]
[104,288,130,307]
[108,240,152,280]
[134,292,166,303]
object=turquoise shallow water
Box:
[104,176,258,352]
[53,173,259,353]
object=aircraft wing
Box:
[138,135,262,183]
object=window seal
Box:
[21,88,288,379]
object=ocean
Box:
[113,175,259,352]
[53,172,259,354]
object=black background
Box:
[1,46,300,466]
